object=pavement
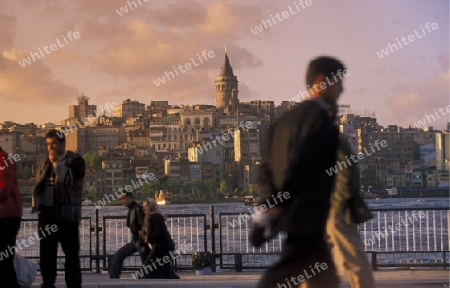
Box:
[30,269,450,288]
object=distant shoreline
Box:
[21,194,449,207]
[21,197,244,206]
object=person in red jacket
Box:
[0,146,23,288]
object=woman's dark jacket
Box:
[142,213,175,254]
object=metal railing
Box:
[361,208,449,269]
[15,207,449,272]
[15,217,92,271]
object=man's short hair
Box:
[120,192,133,199]
[45,129,65,144]
[306,56,346,87]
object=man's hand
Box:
[263,206,282,221]
[251,206,283,247]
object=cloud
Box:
[0,1,265,116]
[386,58,449,128]
[0,13,78,105]
[75,1,265,105]
[388,92,424,111]
[198,1,262,39]
[150,1,206,29]
[0,49,79,104]
[0,15,16,50]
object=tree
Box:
[218,180,228,196]
[203,179,217,199]
[83,151,104,169]
[190,179,204,198]
[140,178,163,198]
[20,166,32,179]
[242,186,250,196]
[86,187,97,201]
[360,172,384,190]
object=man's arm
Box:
[136,205,144,229]
[257,124,275,201]
[31,160,44,213]
[133,205,144,242]
[281,105,337,202]
[259,103,335,208]
[71,157,86,183]
[331,137,354,211]
[55,155,85,187]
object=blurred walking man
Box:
[32,129,85,288]
[252,56,347,287]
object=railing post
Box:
[218,212,223,269]
[235,253,242,272]
[444,252,447,270]
[94,208,100,273]
[203,215,208,252]
[371,252,377,271]
[102,216,107,271]
[209,206,216,272]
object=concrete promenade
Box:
[30,270,449,287]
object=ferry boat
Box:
[155,190,172,205]
[82,198,94,206]
[244,195,259,206]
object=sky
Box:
[0,0,449,130]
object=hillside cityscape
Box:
[1,52,449,204]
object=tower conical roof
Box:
[219,53,235,77]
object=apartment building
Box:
[114,99,146,118]
[436,132,450,171]
[65,126,126,154]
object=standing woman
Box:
[140,197,179,279]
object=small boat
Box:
[155,190,172,205]
[244,195,259,206]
